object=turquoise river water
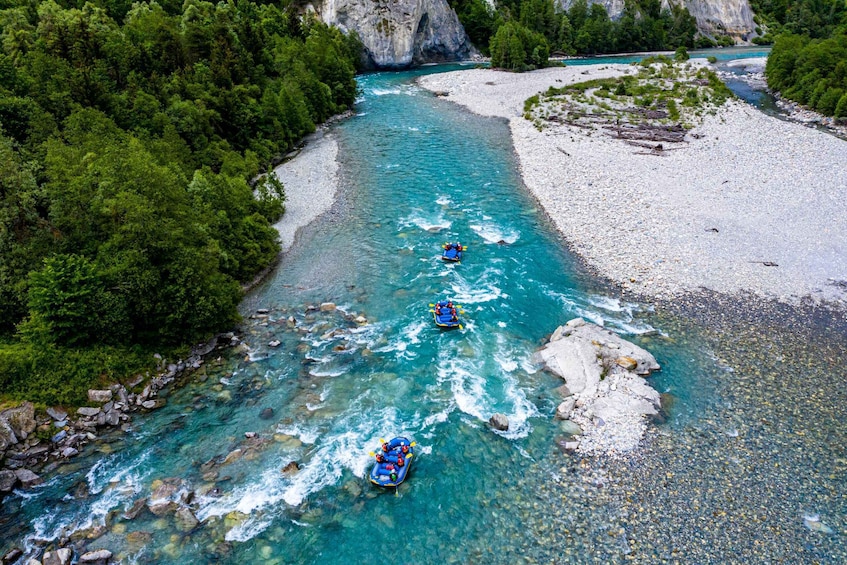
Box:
[3,49,846,564]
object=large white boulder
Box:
[535,318,662,456]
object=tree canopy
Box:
[0,0,361,403]
[759,0,847,117]
[449,0,698,63]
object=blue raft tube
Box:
[369,437,415,487]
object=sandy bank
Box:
[271,129,340,252]
[419,64,847,307]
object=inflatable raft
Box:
[441,243,466,262]
[369,437,415,487]
[430,300,462,329]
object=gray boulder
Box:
[555,397,576,420]
[87,389,113,403]
[76,407,101,417]
[488,413,509,431]
[42,547,72,565]
[1,402,36,440]
[46,407,68,421]
[0,469,18,492]
[174,507,200,532]
[0,418,17,451]
[14,468,43,488]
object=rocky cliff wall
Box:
[311,0,476,69]
[556,0,756,40]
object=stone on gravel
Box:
[14,469,42,488]
[0,470,18,492]
[46,407,68,421]
[87,390,113,403]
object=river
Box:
[2,48,845,564]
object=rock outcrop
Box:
[534,318,661,456]
[311,0,476,68]
[556,0,756,41]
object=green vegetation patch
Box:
[523,62,734,145]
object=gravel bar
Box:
[418,64,847,308]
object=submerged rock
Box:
[79,549,112,563]
[174,507,200,532]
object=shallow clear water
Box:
[3,50,825,564]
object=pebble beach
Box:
[418,64,847,308]
[271,128,340,252]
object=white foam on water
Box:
[370,87,402,96]
[422,406,452,430]
[399,211,451,233]
[437,359,489,421]
[546,289,660,336]
[308,367,348,378]
[495,352,518,373]
[292,519,311,527]
[27,455,149,552]
[372,319,427,360]
[448,269,506,305]
[198,410,408,533]
[490,339,539,439]
[275,423,319,445]
[436,195,451,206]
[470,222,520,244]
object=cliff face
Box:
[312,0,476,69]
[556,0,756,40]
[674,0,755,38]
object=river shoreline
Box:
[418,63,847,310]
[271,128,341,253]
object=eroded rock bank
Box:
[534,318,661,457]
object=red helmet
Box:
[382,443,389,452]
[397,457,405,467]
[401,445,409,453]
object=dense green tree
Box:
[766,31,847,117]
[490,20,549,71]
[457,0,698,59]
[0,0,361,402]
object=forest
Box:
[451,0,700,70]
[0,0,361,404]
[759,0,847,117]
